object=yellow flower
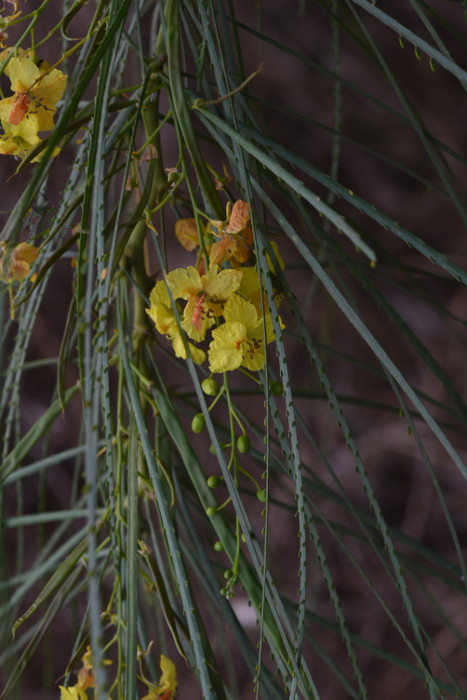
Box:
[146,280,206,364]
[140,654,177,700]
[58,645,113,699]
[0,120,39,157]
[76,646,96,691]
[0,54,67,155]
[0,240,39,282]
[165,264,242,342]
[208,294,275,373]
[0,55,67,125]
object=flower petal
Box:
[208,321,245,373]
[225,200,250,233]
[223,294,258,328]
[171,329,206,364]
[5,56,40,92]
[30,67,67,107]
[175,217,200,251]
[158,654,177,695]
[202,265,242,301]
[166,266,201,300]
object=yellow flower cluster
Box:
[147,201,284,373]
[0,49,67,158]
[59,646,102,700]
[59,649,177,700]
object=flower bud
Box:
[237,435,250,453]
[202,378,220,396]
[269,380,283,396]
[191,413,206,433]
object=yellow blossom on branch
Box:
[76,646,97,691]
[0,53,67,157]
[58,645,112,699]
[208,294,276,373]
[149,199,285,372]
[165,264,242,341]
[140,654,177,700]
[0,119,38,157]
[146,279,206,364]
[0,55,67,127]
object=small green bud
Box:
[207,475,222,488]
[257,489,267,503]
[224,568,233,579]
[214,540,223,551]
[269,380,283,396]
[202,378,220,396]
[191,413,205,433]
[237,435,250,453]
[206,506,217,517]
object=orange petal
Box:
[13,242,39,264]
[225,200,250,234]
[209,238,233,266]
[175,218,200,251]
[10,259,30,281]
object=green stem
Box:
[164,0,224,219]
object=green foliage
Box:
[1,1,467,698]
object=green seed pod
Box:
[191,413,205,433]
[213,540,223,551]
[237,435,250,453]
[269,380,283,396]
[206,506,217,517]
[224,568,233,579]
[257,489,267,503]
[207,475,222,488]
[202,378,220,396]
